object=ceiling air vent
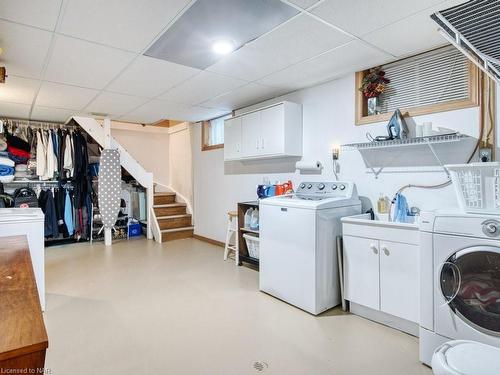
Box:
[431,0,500,84]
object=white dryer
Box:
[259,181,361,315]
[420,210,500,365]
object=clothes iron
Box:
[375,109,409,141]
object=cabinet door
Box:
[224,117,242,160]
[379,241,419,323]
[260,104,284,156]
[343,236,380,310]
[241,111,261,157]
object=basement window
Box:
[202,114,231,151]
[355,46,479,125]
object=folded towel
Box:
[0,156,15,167]
[6,133,30,152]
[0,174,15,183]
[15,163,27,172]
[0,165,15,176]
[0,137,6,152]
[7,145,31,159]
[8,153,29,164]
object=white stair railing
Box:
[71,116,154,240]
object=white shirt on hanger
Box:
[36,130,46,178]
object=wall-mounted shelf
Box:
[341,133,476,178]
[342,133,468,150]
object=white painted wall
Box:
[168,122,193,212]
[110,121,170,187]
[193,73,484,243]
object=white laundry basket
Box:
[446,162,500,214]
[243,234,260,259]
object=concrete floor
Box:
[44,238,431,375]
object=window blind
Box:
[378,46,470,114]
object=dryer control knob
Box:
[482,220,500,237]
[331,185,337,190]
[339,184,346,190]
[299,183,306,189]
[318,183,325,190]
[307,184,313,189]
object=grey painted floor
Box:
[43,238,431,375]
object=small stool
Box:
[224,211,239,265]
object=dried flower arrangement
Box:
[359,67,390,98]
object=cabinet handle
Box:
[261,137,265,149]
[370,243,378,254]
[382,246,390,256]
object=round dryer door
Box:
[440,246,500,336]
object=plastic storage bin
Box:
[243,233,260,259]
[128,223,142,237]
[446,162,500,214]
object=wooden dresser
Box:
[0,235,48,372]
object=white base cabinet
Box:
[224,101,302,161]
[342,214,420,329]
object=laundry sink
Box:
[341,213,420,244]
[342,213,419,229]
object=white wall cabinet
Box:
[224,101,302,161]
[342,215,420,325]
[223,117,242,160]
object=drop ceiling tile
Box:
[0,101,31,119]
[36,81,99,110]
[85,92,149,117]
[159,71,247,106]
[107,55,200,98]
[361,5,449,57]
[163,105,229,122]
[207,14,352,81]
[118,99,170,124]
[44,35,136,89]
[258,40,392,91]
[312,0,444,36]
[0,0,62,30]
[58,0,192,52]
[0,76,39,105]
[31,106,77,123]
[286,0,322,9]
[201,83,287,111]
[0,20,53,78]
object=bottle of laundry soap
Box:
[377,194,389,214]
[250,209,259,230]
[244,208,254,229]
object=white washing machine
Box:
[420,210,500,366]
[259,181,361,315]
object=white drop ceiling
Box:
[0,0,465,124]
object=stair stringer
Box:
[71,116,154,240]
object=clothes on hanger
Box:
[38,189,59,238]
[36,130,46,177]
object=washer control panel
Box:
[295,182,352,199]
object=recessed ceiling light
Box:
[212,40,234,55]
[144,0,299,69]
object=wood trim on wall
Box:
[201,120,224,151]
[193,234,225,248]
[355,61,480,126]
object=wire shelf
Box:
[341,133,468,150]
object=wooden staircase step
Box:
[161,227,194,241]
[157,214,192,230]
[154,192,176,205]
[154,203,186,216]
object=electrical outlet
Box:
[479,148,492,163]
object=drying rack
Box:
[431,1,500,85]
[341,133,472,178]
